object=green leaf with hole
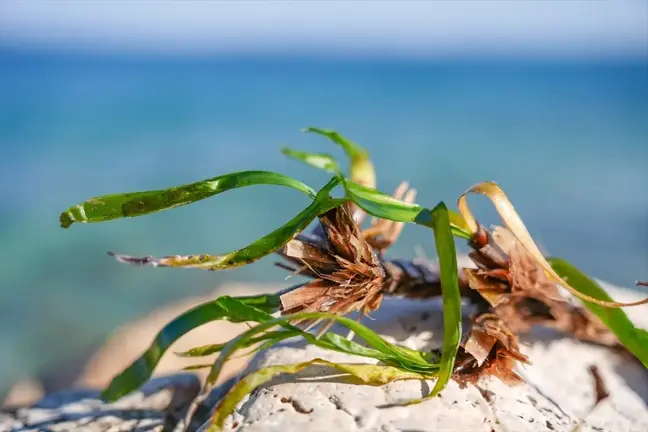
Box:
[60,170,316,228]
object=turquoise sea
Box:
[1,51,647,394]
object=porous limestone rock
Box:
[199,281,648,432]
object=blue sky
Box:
[0,1,646,58]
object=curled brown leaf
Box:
[454,313,530,386]
[458,182,648,308]
[465,225,619,347]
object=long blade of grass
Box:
[109,178,344,270]
[457,181,648,307]
[180,331,307,372]
[100,294,280,401]
[304,127,376,188]
[426,202,462,397]
[548,257,648,367]
[322,332,433,365]
[60,171,316,228]
[180,331,391,372]
[207,358,436,432]
[175,330,298,358]
[364,202,462,406]
[206,310,439,387]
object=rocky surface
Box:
[198,281,648,432]
[2,280,647,432]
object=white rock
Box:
[200,282,648,432]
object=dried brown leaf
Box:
[280,280,333,313]
[469,226,510,269]
[464,329,497,366]
[466,226,619,347]
[507,235,563,303]
[282,241,338,270]
[277,204,387,321]
[454,314,530,387]
[363,181,417,252]
[459,182,648,307]
[463,268,509,307]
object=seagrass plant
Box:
[60,127,648,431]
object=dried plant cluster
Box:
[58,128,648,431]
[275,203,621,387]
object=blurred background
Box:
[1,1,647,401]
